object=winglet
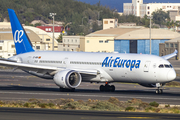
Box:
[162,50,178,60]
[8,9,34,54]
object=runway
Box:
[0,107,180,120]
[0,70,180,105]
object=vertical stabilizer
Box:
[8,9,34,54]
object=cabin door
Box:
[143,61,151,72]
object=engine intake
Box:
[53,70,82,89]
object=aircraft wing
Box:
[162,50,178,60]
[0,60,98,76]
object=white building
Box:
[124,0,180,18]
[58,36,84,52]
[103,19,118,30]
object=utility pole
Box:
[148,15,153,54]
[49,13,56,51]
[98,10,103,25]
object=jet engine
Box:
[53,70,82,89]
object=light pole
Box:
[148,15,153,54]
[49,13,56,51]
[82,17,87,25]
[98,10,103,21]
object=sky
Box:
[77,0,180,12]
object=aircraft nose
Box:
[167,69,176,81]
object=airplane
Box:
[0,9,177,94]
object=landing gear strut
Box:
[155,83,163,94]
[99,82,115,92]
[59,87,75,92]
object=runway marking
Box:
[0,91,180,102]
[118,117,157,119]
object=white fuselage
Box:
[10,51,176,84]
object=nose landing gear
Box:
[99,82,115,92]
[155,83,163,94]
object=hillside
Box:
[0,0,119,35]
[0,0,115,24]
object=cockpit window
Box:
[164,64,172,68]
[158,64,164,68]
[159,64,172,68]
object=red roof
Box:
[36,26,64,32]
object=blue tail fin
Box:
[8,9,34,54]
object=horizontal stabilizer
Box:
[162,50,178,60]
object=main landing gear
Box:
[155,83,163,94]
[99,82,115,92]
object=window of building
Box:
[165,43,169,48]
[72,40,73,42]
[68,39,69,42]
[46,39,50,41]
[104,21,108,24]
[147,11,150,15]
[105,40,109,43]
[67,49,69,51]
[170,43,173,48]
[110,21,113,23]
[0,46,2,50]
[147,6,150,9]
[68,45,69,47]
[36,46,40,49]
[87,40,89,43]
[0,41,4,43]
[11,45,15,48]
[63,48,66,51]
[54,46,58,48]
[175,44,178,48]
[8,54,11,56]
[75,40,77,42]
[99,40,103,43]
[48,46,50,48]
[63,44,65,47]
[64,39,66,42]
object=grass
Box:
[165,81,180,87]
[0,97,180,114]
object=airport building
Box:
[83,28,180,56]
[124,0,180,19]
[159,37,180,60]
[0,22,59,58]
[59,36,84,52]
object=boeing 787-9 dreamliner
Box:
[0,9,177,94]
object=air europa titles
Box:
[102,57,141,71]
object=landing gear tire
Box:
[59,87,75,92]
[155,89,163,94]
[99,84,115,92]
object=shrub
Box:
[39,103,48,108]
[24,103,31,107]
[108,97,119,105]
[125,107,135,111]
[91,101,119,111]
[149,101,159,107]
[139,102,149,108]
[165,104,170,108]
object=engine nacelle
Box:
[53,70,82,89]
[139,83,165,88]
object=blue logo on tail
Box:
[8,9,34,54]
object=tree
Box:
[152,9,170,28]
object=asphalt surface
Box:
[0,69,180,105]
[0,59,180,119]
[1,107,180,120]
